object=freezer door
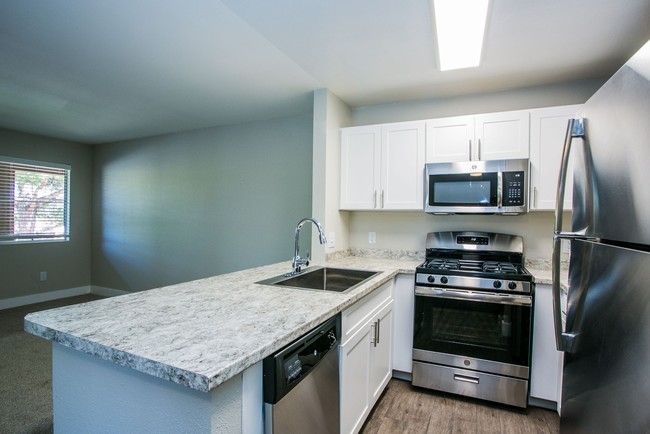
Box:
[572,41,650,245]
[562,239,650,433]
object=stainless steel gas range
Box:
[412,231,534,408]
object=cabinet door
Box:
[340,126,381,209]
[530,284,563,405]
[369,301,393,404]
[380,121,425,210]
[340,324,372,434]
[425,116,474,163]
[529,105,582,210]
[475,110,530,160]
[392,274,414,374]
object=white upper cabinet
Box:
[426,110,530,163]
[529,105,582,211]
[475,110,530,160]
[340,121,425,210]
[425,116,474,163]
[340,125,382,210]
[381,122,426,210]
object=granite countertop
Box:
[525,258,569,290]
[24,255,420,393]
[23,252,566,394]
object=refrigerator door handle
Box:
[552,119,585,352]
[553,118,584,235]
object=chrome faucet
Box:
[289,218,327,276]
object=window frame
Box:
[0,156,71,245]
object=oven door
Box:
[413,286,532,377]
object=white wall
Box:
[337,78,605,260]
[348,211,570,260]
[312,89,353,260]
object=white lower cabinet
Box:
[340,281,393,434]
[530,284,563,409]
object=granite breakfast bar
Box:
[24,256,420,434]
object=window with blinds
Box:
[0,158,70,243]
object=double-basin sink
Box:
[257,266,379,293]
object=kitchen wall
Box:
[339,78,606,260]
[92,115,313,292]
[312,89,353,261]
[0,128,92,301]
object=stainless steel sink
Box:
[256,267,379,293]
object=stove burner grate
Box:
[482,261,518,274]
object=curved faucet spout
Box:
[290,218,327,276]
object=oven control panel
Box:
[416,273,531,294]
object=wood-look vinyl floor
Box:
[361,379,560,434]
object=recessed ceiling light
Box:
[433,0,490,71]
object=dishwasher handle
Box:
[263,314,341,404]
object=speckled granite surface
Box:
[25,256,419,393]
[23,249,569,394]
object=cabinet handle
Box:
[478,139,482,160]
[373,190,377,208]
[533,186,538,209]
[469,139,472,160]
[370,322,377,347]
[375,318,381,346]
[380,190,384,209]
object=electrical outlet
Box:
[39,271,47,282]
[328,232,335,248]
[368,232,376,244]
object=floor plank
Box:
[361,379,560,434]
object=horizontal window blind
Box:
[0,158,70,242]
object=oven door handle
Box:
[415,286,532,306]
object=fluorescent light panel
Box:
[433,0,489,71]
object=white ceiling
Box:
[1,0,649,144]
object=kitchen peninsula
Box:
[24,256,419,434]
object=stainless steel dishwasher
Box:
[263,314,340,433]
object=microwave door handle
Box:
[497,171,503,208]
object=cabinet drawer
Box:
[342,281,392,344]
[412,361,528,408]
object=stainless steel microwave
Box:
[424,159,529,215]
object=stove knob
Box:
[440,276,448,284]
[493,280,502,289]
[427,275,435,283]
[508,281,517,290]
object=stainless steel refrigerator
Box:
[552,39,650,433]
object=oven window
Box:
[413,295,530,366]
[428,173,498,207]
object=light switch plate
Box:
[368,232,376,244]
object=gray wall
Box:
[92,115,313,292]
[351,78,606,126]
[0,128,92,299]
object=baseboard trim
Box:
[91,286,130,297]
[1,285,128,310]
[0,286,91,310]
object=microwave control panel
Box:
[502,171,525,206]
